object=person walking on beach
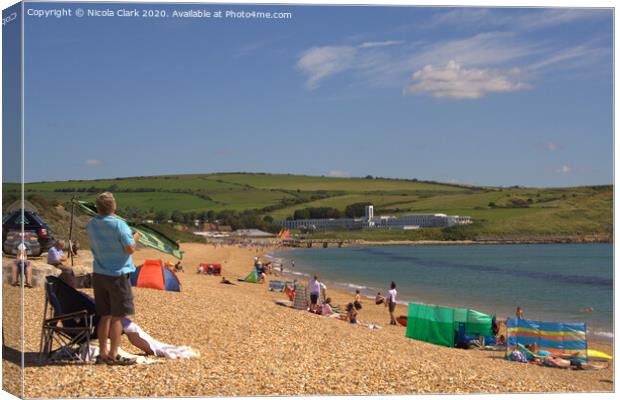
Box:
[87,192,139,365]
[386,282,398,325]
[516,306,524,320]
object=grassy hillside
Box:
[3,173,612,242]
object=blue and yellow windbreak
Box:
[506,318,587,358]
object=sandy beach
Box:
[2,243,613,397]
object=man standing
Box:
[309,275,322,313]
[86,192,139,365]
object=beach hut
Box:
[130,259,181,292]
[405,303,493,348]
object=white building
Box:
[276,209,472,231]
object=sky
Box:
[7,3,614,187]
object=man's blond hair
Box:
[96,192,116,215]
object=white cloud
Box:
[516,9,606,31]
[297,46,357,90]
[425,8,607,32]
[403,60,530,99]
[296,23,609,96]
[84,159,101,166]
[411,32,540,69]
[327,170,350,178]
[359,40,403,49]
[543,142,561,151]
[557,165,572,173]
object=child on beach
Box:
[375,292,385,305]
[354,290,362,310]
[346,302,358,324]
[321,298,340,318]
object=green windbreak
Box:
[406,303,455,348]
[74,200,183,259]
[460,309,494,337]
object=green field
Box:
[4,173,612,241]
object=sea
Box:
[266,243,613,341]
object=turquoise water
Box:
[268,243,613,341]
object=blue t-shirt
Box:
[86,215,135,276]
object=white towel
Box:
[123,321,200,359]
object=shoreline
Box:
[266,243,614,344]
[289,238,613,248]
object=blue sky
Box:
[13,4,613,187]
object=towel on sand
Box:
[123,320,200,359]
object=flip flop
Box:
[94,355,110,365]
[107,355,137,366]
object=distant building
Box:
[275,207,472,231]
[231,229,276,238]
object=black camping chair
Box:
[39,275,99,363]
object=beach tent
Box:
[268,279,293,292]
[405,303,493,348]
[239,271,258,283]
[130,259,181,292]
[505,318,588,359]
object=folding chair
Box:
[39,276,97,363]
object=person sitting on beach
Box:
[71,239,80,256]
[532,355,606,370]
[174,261,184,273]
[321,298,341,319]
[375,292,385,305]
[220,276,234,285]
[496,335,506,346]
[12,246,33,288]
[353,290,363,310]
[47,240,70,272]
[258,266,267,284]
[346,302,358,324]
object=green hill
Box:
[3,173,612,242]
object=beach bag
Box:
[510,350,527,363]
[73,273,92,289]
[58,269,76,288]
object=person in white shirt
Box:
[309,275,322,312]
[386,281,398,325]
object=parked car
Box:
[3,230,41,256]
[2,209,55,256]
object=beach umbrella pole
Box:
[68,197,75,266]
